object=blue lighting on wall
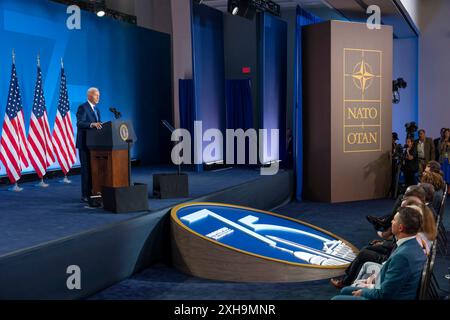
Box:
[0,0,172,177]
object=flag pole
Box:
[9,182,23,192]
[34,54,49,188]
[59,57,72,185]
[36,177,49,188]
[7,50,23,192]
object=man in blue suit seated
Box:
[332,206,426,300]
[76,88,103,203]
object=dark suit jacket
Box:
[360,238,426,300]
[403,147,418,172]
[76,102,101,150]
[415,138,435,162]
[434,138,441,161]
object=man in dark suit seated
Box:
[416,129,435,176]
[76,88,103,202]
[366,185,426,232]
[332,206,426,300]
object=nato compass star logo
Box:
[351,60,375,94]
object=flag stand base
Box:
[9,183,23,192]
[35,179,49,188]
[59,176,72,184]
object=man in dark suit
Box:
[76,88,103,202]
[434,128,446,161]
[332,206,426,300]
[415,129,435,176]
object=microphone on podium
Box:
[109,107,122,119]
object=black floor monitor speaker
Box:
[153,173,189,199]
[102,183,149,213]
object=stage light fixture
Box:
[228,0,240,15]
[92,0,106,17]
[227,0,280,20]
[50,0,137,24]
[392,77,407,104]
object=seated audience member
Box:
[332,207,426,300]
[418,182,439,216]
[330,237,395,289]
[366,185,426,231]
[425,160,443,176]
[374,196,436,246]
[420,171,445,211]
[407,204,436,255]
[331,194,429,289]
[351,262,382,289]
[350,203,432,290]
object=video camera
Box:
[405,121,418,140]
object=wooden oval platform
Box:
[171,202,359,283]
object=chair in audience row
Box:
[436,185,448,256]
[418,240,440,299]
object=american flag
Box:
[27,62,55,178]
[51,64,76,175]
[0,63,30,183]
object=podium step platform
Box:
[0,167,293,299]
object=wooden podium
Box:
[87,120,136,195]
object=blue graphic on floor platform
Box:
[172,203,357,266]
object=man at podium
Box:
[76,87,103,202]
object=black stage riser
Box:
[0,171,293,299]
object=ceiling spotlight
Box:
[91,0,106,17]
[232,6,239,15]
[96,9,106,17]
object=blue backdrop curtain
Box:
[225,79,253,130]
[294,6,322,200]
[179,79,195,133]
[226,79,254,164]
[259,12,287,164]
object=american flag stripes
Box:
[0,62,30,183]
[27,61,55,178]
[51,64,76,175]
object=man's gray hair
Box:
[87,87,99,95]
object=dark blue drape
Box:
[225,79,253,130]
[226,79,254,165]
[259,12,287,164]
[294,6,322,200]
[179,79,194,133]
[191,3,226,170]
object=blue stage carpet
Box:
[90,199,450,300]
[0,166,261,257]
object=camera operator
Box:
[390,132,403,196]
[402,136,419,187]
